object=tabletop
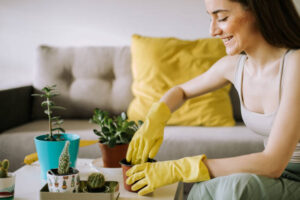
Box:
[14,158,183,200]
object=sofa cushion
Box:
[32,46,133,119]
[128,34,235,126]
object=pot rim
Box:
[119,158,156,167]
[47,167,79,176]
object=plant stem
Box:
[47,97,53,139]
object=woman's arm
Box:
[160,55,238,112]
[204,49,300,179]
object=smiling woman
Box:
[124,0,300,199]
[187,0,300,199]
[206,0,258,55]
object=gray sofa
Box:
[0,45,264,175]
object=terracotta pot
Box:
[119,158,156,192]
[98,143,128,168]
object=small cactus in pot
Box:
[47,141,80,193]
[0,159,9,178]
[0,159,16,199]
[58,141,71,175]
[87,172,106,192]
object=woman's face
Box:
[205,0,259,55]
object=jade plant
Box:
[32,85,66,141]
[87,172,106,192]
[0,159,9,178]
[90,109,143,148]
[58,141,70,174]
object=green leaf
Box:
[93,129,101,137]
[42,87,51,93]
[52,119,64,125]
[127,121,135,126]
[138,120,144,126]
[107,137,117,148]
[51,106,66,110]
[44,110,52,115]
[121,112,127,120]
[31,94,45,97]
[51,116,60,121]
[102,127,110,135]
[41,100,54,107]
[51,127,65,133]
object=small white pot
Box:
[47,168,80,193]
[0,173,16,199]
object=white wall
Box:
[0,0,299,89]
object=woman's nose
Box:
[209,20,222,37]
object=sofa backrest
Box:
[32,45,242,121]
[32,46,133,119]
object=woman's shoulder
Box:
[289,49,300,60]
[282,49,300,89]
[286,49,300,70]
[213,54,241,83]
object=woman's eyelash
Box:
[218,17,228,22]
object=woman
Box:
[125,0,300,199]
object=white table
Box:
[14,158,183,200]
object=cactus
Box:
[87,172,105,191]
[58,141,70,175]
[0,159,9,178]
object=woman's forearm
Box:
[204,152,284,179]
[160,86,187,112]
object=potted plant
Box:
[33,85,80,180]
[78,172,108,193]
[119,158,156,192]
[90,108,143,168]
[47,141,80,193]
[0,159,15,199]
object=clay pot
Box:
[98,143,129,168]
[119,158,156,192]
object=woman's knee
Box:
[187,173,262,200]
[218,173,264,200]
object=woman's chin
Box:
[226,47,241,56]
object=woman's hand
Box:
[126,102,171,165]
[126,155,210,195]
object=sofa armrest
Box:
[0,85,33,133]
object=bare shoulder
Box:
[212,54,240,83]
[288,49,300,62]
[284,49,300,77]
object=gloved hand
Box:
[126,155,210,196]
[126,101,171,165]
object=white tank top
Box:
[234,50,300,163]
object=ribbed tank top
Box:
[234,50,300,163]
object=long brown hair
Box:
[230,0,300,49]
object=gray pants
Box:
[188,163,300,200]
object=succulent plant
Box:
[32,85,66,141]
[58,141,70,175]
[0,159,9,178]
[87,172,105,191]
[90,109,143,148]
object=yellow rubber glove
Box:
[126,155,210,196]
[126,102,171,165]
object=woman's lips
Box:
[223,36,233,45]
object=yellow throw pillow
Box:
[128,34,235,126]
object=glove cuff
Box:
[174,154,211,182]
[147,101,171,123]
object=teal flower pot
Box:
[34,133,80,180]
